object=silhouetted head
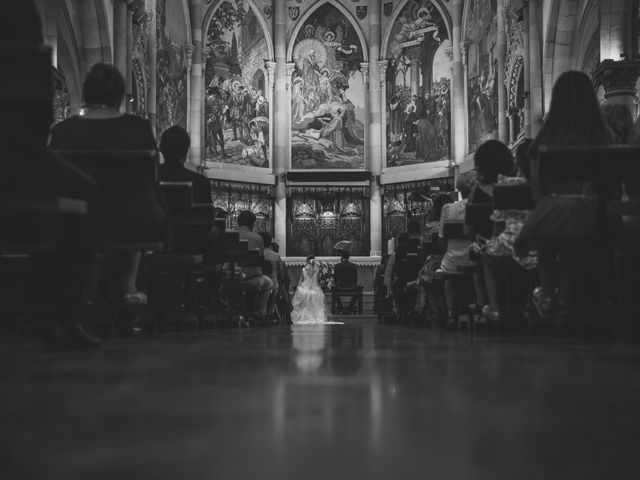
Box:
[82,63,125,109]
[397,232,410,246]
[474,140,515,184]
[270,241,279,253]
[340,250,350,261]
[531,71,611,155]
[237,210,257,230]
[602,103,633,145]
[160,125,190,163]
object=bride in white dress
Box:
[291,256,331,324]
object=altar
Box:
[283,256,382,293]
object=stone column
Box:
[409,54,420,97]
[369,0,382,257]
[273,0,288,253]
[460,41,469,152]
[41,0,59,67]
[600,0,629,61]
[496,0,508,144]
[593,59,640,114]
[265,60,276,174]
[184,43,194,131]
[527,0,543,137]
[125,8,134,113]
[522,3,531,137]
[188,0,203,167]
[451,0,466,165]
[114,1,131,76]
[378,60,389,166]
[147,0,157,136]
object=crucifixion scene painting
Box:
[290,3,366,170]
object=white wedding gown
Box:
[291,264,330,324]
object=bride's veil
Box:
[298,263,319,290]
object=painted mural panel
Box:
[290,4,365,170]
[465,0,498,152]
[204,2,270,168]
[156,0,188,135]
[385,0,450,167]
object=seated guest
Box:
[159,125,212,204]
[235,211,272,317]
[50,63,169,309]
[515,71,612,319]
[392,221,423,320]
[333,250,359,313]
[259,231,284,295]
[482,139,537,320]
[438,170,480,324]
[0,0,99,349]
[206,208,228,268]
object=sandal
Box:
[481,305,501,322]
[124,292,148,305]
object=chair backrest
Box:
[0,198,87,253]
[160,181,194,212]
[53,149,159,184]
[442,222,466,240]
[537,146,640,199]
[492,184,534,210]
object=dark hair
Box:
[474,140,515,184]
[530,71,611,157]
[407,220,421,234]
[340,250,350,260]
[515,138,533,181]
[160,125,190,162]
[306,255,315,262]
[82,63,125,108]
[602,103,633,145]
[259,231,272,246]
[237,210,256,228]
[270,241,279,253]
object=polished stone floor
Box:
[1,319,639,479]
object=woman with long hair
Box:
[521,71,612,319]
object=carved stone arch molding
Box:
[504,7,525,111]
[286,0,369,62]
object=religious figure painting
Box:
[156,0,188,135]
[204,2,271,168]
[290,4,366,170]
[466,0,498,152]
[384,0,451,167]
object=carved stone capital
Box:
[360,62,369,88]
[264,60,276,90]
[285,62,296,91]
[592,59,640,99]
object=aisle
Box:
[1,323,639,479]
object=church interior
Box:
[2,0,640,477]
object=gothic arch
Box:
[574,0,599,72]
[381,0,452,58]
[203,0,274,61]
[543,0,579,107]
[286,0,368,62]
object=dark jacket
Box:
[334,260,358,289]
[159,161,212,204]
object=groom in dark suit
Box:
[333,250,360,314]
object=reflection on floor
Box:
[1,319,639,479]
